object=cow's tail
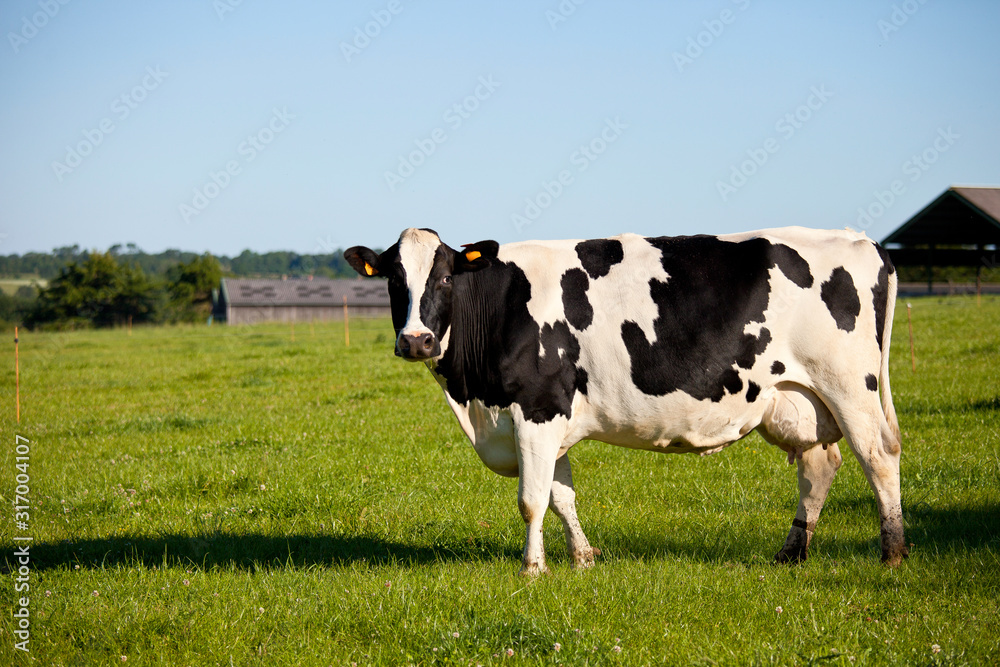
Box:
[880,268,901,446]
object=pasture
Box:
[2,297,998,665]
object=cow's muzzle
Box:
[397,332,439,360]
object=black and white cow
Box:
[345,227,906,575]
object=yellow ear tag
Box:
[364,262,375,276]
[465,250,482,262]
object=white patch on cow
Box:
[397,228,442,338]
[616,234,670,344]
[498,239,580,329]
[435,325,452,359]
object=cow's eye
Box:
[441,275,452,285]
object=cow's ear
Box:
[344,246,381,277]
[455,240,499,273]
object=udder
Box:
[757,382,842,459]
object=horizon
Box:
[2,1,998,257]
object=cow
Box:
[344,227,907,575]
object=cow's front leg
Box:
[549,453,599,569]
[514,420,562,576]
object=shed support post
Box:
[926,245,934,295]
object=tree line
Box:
[0,244,358,330]
[0,244,356,281]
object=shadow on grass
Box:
[12,502,997,572]
[820,496,1000,549]
[904,500,1000,549]
[898,395,1000,416]
[13,533,521,573]
[588,499,1000,565]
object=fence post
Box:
[14,326,20,424]
[343,295,350,347]
[907,303,916,372]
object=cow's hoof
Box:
[572,547,601,570]
[773,546,807,565]
[881,545,909,568]
[519,563,551,577]
[880,530,909,567]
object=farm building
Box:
[215,277,390,325]
[882,185,1000,294]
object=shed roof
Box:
[221,278,389,307]
[882,186,1000,247]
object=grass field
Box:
[0,278,45,296]
[2,297,998,665]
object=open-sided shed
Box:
[882,186,1000,293]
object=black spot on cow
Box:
[771,360,786,375]
[871,243,894,351]
[746,381,761,403]
[575,368,589,396]
[561,268,593,331]
[722,369,743,396]
[737,328,771,369]
[621,236,804,402]
[769,243,814,288]
[865,373,878,391]
[821,267,861,332]
[435,260,587,424]
[575,239,624,280]
[873,242,896,276]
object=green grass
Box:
[1,298,998,666]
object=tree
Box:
[166,253,222,322]
[0,288,35,329]
[25,252,160,329]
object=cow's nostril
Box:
[398,333,437,359]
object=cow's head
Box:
[344,228,498,361]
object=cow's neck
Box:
[431,262,526,407]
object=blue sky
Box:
[1,0,997,256]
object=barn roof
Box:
[220,277,389,307]
[882,186,1000,247]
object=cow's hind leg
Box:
[775,443,842,563]
[834,401,908,566]
[549,453,599,569]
